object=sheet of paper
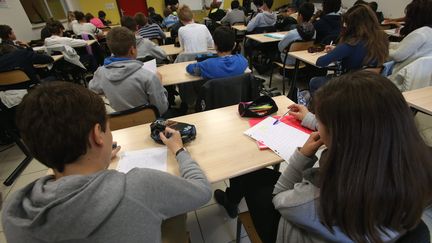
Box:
[244,116,309,162]
[117,147,167,173]
[264,33,285,39]
[142,58,157,74]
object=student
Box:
[186,26,248,79]
[215,71,432,242]
[0,44,53,83]
[165,0,179,9]
[98,11,111,26]
[149,7,164,26]
[309,4,388,93]
[208,1,226,21]
[0,25,29,49]
[135,12,166,40]
[88,13,106,28]
[66,11,76,31]
[389,0,432,79]
[369,1,384,23]
[278,3,315,64]
[72,11,104,38]
[274,5,298,31]
[121,16,167,62]
[312,0,342,44]
[44,20,87,48]
[2,81,212,243]
[246,0,277,32]
[178,5,213,53]
[162,7,179,29]
[89,27,169,115]
[220,0,246,26]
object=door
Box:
[116,0,148,17]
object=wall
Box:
[78,0,121,25]
[147,0,164,15]
[341,0,407,18]
[0,0,41,41]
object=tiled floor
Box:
[1,72,431,243]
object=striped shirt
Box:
[137,24,166,40]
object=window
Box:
[20,0,68,24]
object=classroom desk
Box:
[32,40,97,53]
[232,24,247,32]
[33,54,64,69]
[110,95,294,183]
[164,31,171,38]
[403,86,432,116]
[246,31,288,43]
[160,44,182,56]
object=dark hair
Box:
[354,0,367,5]
[46,20,65,35]
[85,13,94,22]
[264,0,273,8]
[213,26,235,52]
[340,4,388,65]
[0,25,12,40]
[322,0,341,14]
[298,2,315,21]
[107,27,136,56]
[134,12,148,27]
[314,71,432,243]
[16,82,107,173]
[400,0,432,36]
[163,7,172,17]
[231,0,240,9]
[98,10,106,18]
[74,11,85,21]
[369,1,378,11]
[148,7,155,13]
[253,0,263,8]
[121,16,137,32]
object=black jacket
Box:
[313,14,341,44]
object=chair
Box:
[195,73,260,112]
[236,211,262,243]
[390,56,432,92]
[269,41,314,94]
[0,69,34,186]
[108,104,160,131]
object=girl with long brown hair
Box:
[215,71,432,242]
[309,4,389,94]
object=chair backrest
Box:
[250,25,277,34]
[195,73,260,112]
[281,41,314,66]
[396,220,430,243]
[0,69,31,86]
[108,104,159,131]
[150,38,162,45]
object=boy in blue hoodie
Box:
[186,26,248,79]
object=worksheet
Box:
[117,147,167,173]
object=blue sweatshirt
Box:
[186,54,248,79]
[316,42,372,72]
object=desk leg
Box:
[288,59,300,102]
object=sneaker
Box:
[214,189,239,218]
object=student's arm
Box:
[288,104,318,131]
[148,42,167,61]
[246,14,259,32]
[390,30,425,62]
[29,51,54,64]
[88,69,104,94]
[206,29,214,48]
[186,62,202,76]
[144,72,169,115]
[67,37,87,48]
[278,30,298,52]
[157,25,166,39]
[220,12,229,24]
[316,43,351,67]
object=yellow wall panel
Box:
[78,0,121,25]
[147,0,165,16]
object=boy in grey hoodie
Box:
[2,81,212,243]
[246,0,277,32]
[89,27,169,114]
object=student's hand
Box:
[111,142,121,160]
[288,104,309,121]
[16,40,29,48]
[324,45,335,53]
[160,127,184,154]
[299,132,324,157]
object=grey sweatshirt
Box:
[246,11,277,32]
[220,9,246,26]
[2,151,212,243]
[135,35,167,62]
[89,59,169,114]
[273,150,401,243]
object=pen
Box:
[330,41,334,46]
[273,109,291,125]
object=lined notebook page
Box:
[244,117,309,162]
[117,147,167,173]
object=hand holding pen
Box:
[273,109,291,125]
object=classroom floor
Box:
[0,73,431,243]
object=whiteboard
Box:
[179,0,203,10]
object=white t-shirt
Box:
[178,23,214,53]
[72,22,102,37]
[44,35,87,48]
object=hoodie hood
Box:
[258,11,277,26]
[297,22,316,41]
[2,170,125,242]
[100,58,143,82]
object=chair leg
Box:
[282,68,286,95]
[3,134,33,186]
[236,217,242,243]
[269,64,274,88]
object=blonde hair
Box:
[178,5,193,22]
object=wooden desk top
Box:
[86,39,97,46]
[246,31,288,43]
[384,29,401,37]
[160,44,183,56]
[34,54,63,68]
[110,95,294,182]
[157,61,201,86]
[164,32,171,38]
[403,86,432,115]
[232,25,247,32]
[288,50,327,66]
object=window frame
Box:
[20,0,69,25]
